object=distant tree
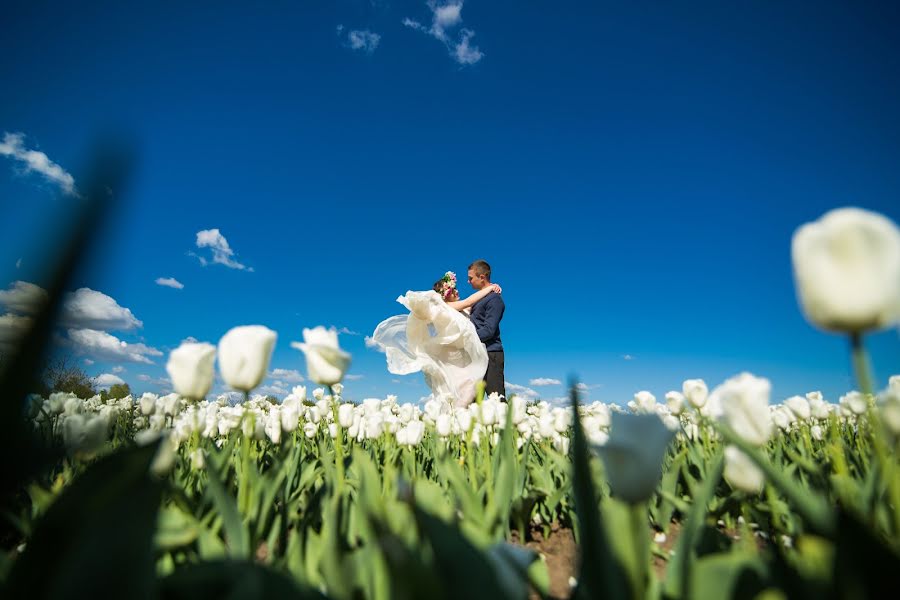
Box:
[108,383,131,399]
[39,356,97,398]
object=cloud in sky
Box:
[337,25,381,53]
[623,354,634,360]
[95,373,125,388]
[193,229,253,271]
[403,1,483,65]
[0,281,142,331]
[0,312,31,353]
[0,132,78,196]
[0,281,47,315]
[333,326,359,336]
[529,377,561,386]
[505,381,539,400]
[270,368,304,383]
[112,365,125,373]
[155,277,184,289]
[66,328,163,364]
[60,288,143,330]
[345,374,364,381]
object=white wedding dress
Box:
[369,290,488,407]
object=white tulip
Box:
[840,391,869,415]
[291,326,351,386]
[218,325,277,392]
[303,422,317,439]
[435,413,452,437]
[682,379,708,409]
[890,375,900,393]
[281,405,299,432]
[63,414,108,456]
[332,383,344,396]
[784,395,811,421]
[665,391,685,415]
[723,445,764,494]
[338,404,354,428]
[877,389,900,435]
[810,424,824,441]
[166,342,216,400]
[792,207,900,332]
[456,409,473,434]
[713,373,773,447]
[190,449,206,471]
[593,413,675,504]
[633,391,657,413]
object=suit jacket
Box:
[470,293,504,352]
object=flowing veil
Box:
[368,291,488,407]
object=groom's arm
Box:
[474,296,504,343]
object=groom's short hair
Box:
[468,259,491,281]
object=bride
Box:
[368,271,502,407]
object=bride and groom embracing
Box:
[370,259,506,407]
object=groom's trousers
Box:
[485,351,506,399]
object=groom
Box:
[467,259,506,399]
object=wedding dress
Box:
[369,290,488,407]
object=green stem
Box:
[850,332,874,396]
[630,502,649,600]
[329,385,345,492]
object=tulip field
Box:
[2,204,900,600]
[5,371,900,600]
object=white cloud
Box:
[345,374,364,380]
[194,228,253,271]
[623,354,634,360]
[258,382,289,397]
[0,282,143,332]
[181,336,199,344]
[137,374,151,381]
[60,288,142,331]
[66,328,162,364]
[337,25,381,53]
[0,312,31,353]
[0,132,78,196]
[155,277,184,289]
[575,382,590,391]
[529,377,561,386]
[15,258,21,269]
[270,368,304,383]
[84,358,94,365]
[333,326,359,336]
[0,281,48,315]
[112,365,125,373]
[95,373,125,388]
[505,381,539,400]
[403,1,483,65]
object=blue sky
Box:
[1,0,899,405]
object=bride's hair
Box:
[433,271,458,301]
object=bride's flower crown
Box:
[438,271,457,300]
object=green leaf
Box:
[4,443,162,600]
[205,464,250,558]
[486,542,541,600]
[156,504,200,550]
[569,381,630,600]
[690,553,767,600]
[414,507,507,598]
[158,560,326,600]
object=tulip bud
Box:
[166,342,216,400]
[723,445,764,494]
[713,372,773,447]
[792,207,900,333]
[218,325,277,392]
[682,379,708,409]
[291,326,351,386]
[594,413,675,504]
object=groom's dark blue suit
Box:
[470,293,506,398]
